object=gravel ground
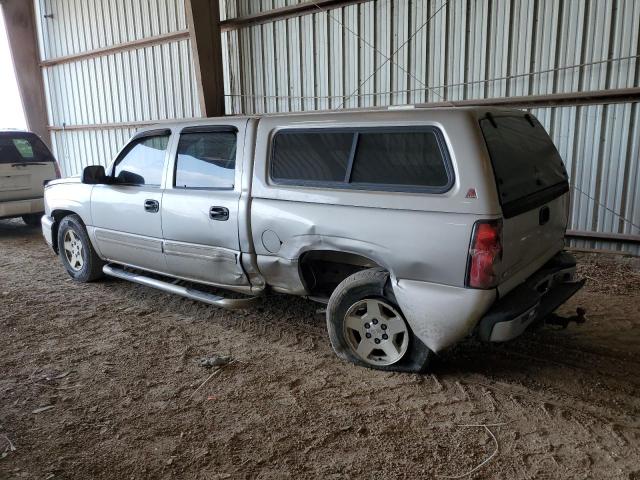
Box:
[1,219,639,480]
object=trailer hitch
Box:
[545,307,587,329]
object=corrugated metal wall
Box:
[32,0,639,254]
[34,0,201,176]
[221,0,640,254]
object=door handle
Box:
[144,199,159,213]
[209,206,229,221]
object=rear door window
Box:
[480,113,569,217]
[0,133,55,164]
[113,134,170,186]
[175,130,237,189]
[270,127,452,192]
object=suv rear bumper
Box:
[478,251,585,342]
[0,197,44,219]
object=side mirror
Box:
[81,165,106,184]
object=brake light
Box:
[466,219,503,289]
[54,162,61,178]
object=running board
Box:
[102,264,261,310]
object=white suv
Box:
[0,130,60,226]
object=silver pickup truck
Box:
[42,107,584,372]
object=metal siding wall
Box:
[37,0,188,61]
[34,0,200,176]
[222,0,639,108]
[223,0,640,254]
[50,127,136,177]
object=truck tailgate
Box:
[479,111,570,296]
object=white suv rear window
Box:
[0,133,54,164]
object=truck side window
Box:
[270,127,453,192]
[113,134,169,186]
[175,131,236,189]
[271,132,352,183]
[351,131,449,188]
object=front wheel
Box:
[326,268,432,372]
[57,214,105,282]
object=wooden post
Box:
[185,0,225,117]
[1,0,50,147]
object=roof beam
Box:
[39,31,190,67]
[416,87,640,109]
[186,0,225,117]
[219,0,370,31]
[1,0,50,147]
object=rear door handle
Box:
[209,206,229,221]
[144,199,159,213]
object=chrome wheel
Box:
[63,229,84,271]
[343,298,409,366]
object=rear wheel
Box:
[57,214,104,282]
[326,268,432,372]
[22,213,43,226]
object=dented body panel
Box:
[392,279,496,352]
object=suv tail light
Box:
[54,162,61,178]
[466,219,503,289]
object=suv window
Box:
[0,132,55,164]
[270,127,452,192]
[175,131,236,189]
[113,134,169,186]
[480,114,569,217]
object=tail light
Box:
[466,219,503,289]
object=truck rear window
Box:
[479,114,568,218]
[0,132,55,164]
[270,127,452,192]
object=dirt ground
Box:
[1,219,639,480]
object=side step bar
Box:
[103,264,261,310]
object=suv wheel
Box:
[326,268,432,372]
[22,213,43,226]
[57,214,104,282]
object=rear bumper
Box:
[0,197,44,219]
[478,251,585,342]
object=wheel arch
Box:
[298,249,390,299]
[50,209,86,253]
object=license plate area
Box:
[0,174,30,190]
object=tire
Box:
[57,214,105,282]
[326,268,432,373]
[22,213,43,226]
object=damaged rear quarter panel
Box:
[251,198,483,288]
[392,279,496,352]
[248,109,503,347]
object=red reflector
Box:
[467,220,503,289]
